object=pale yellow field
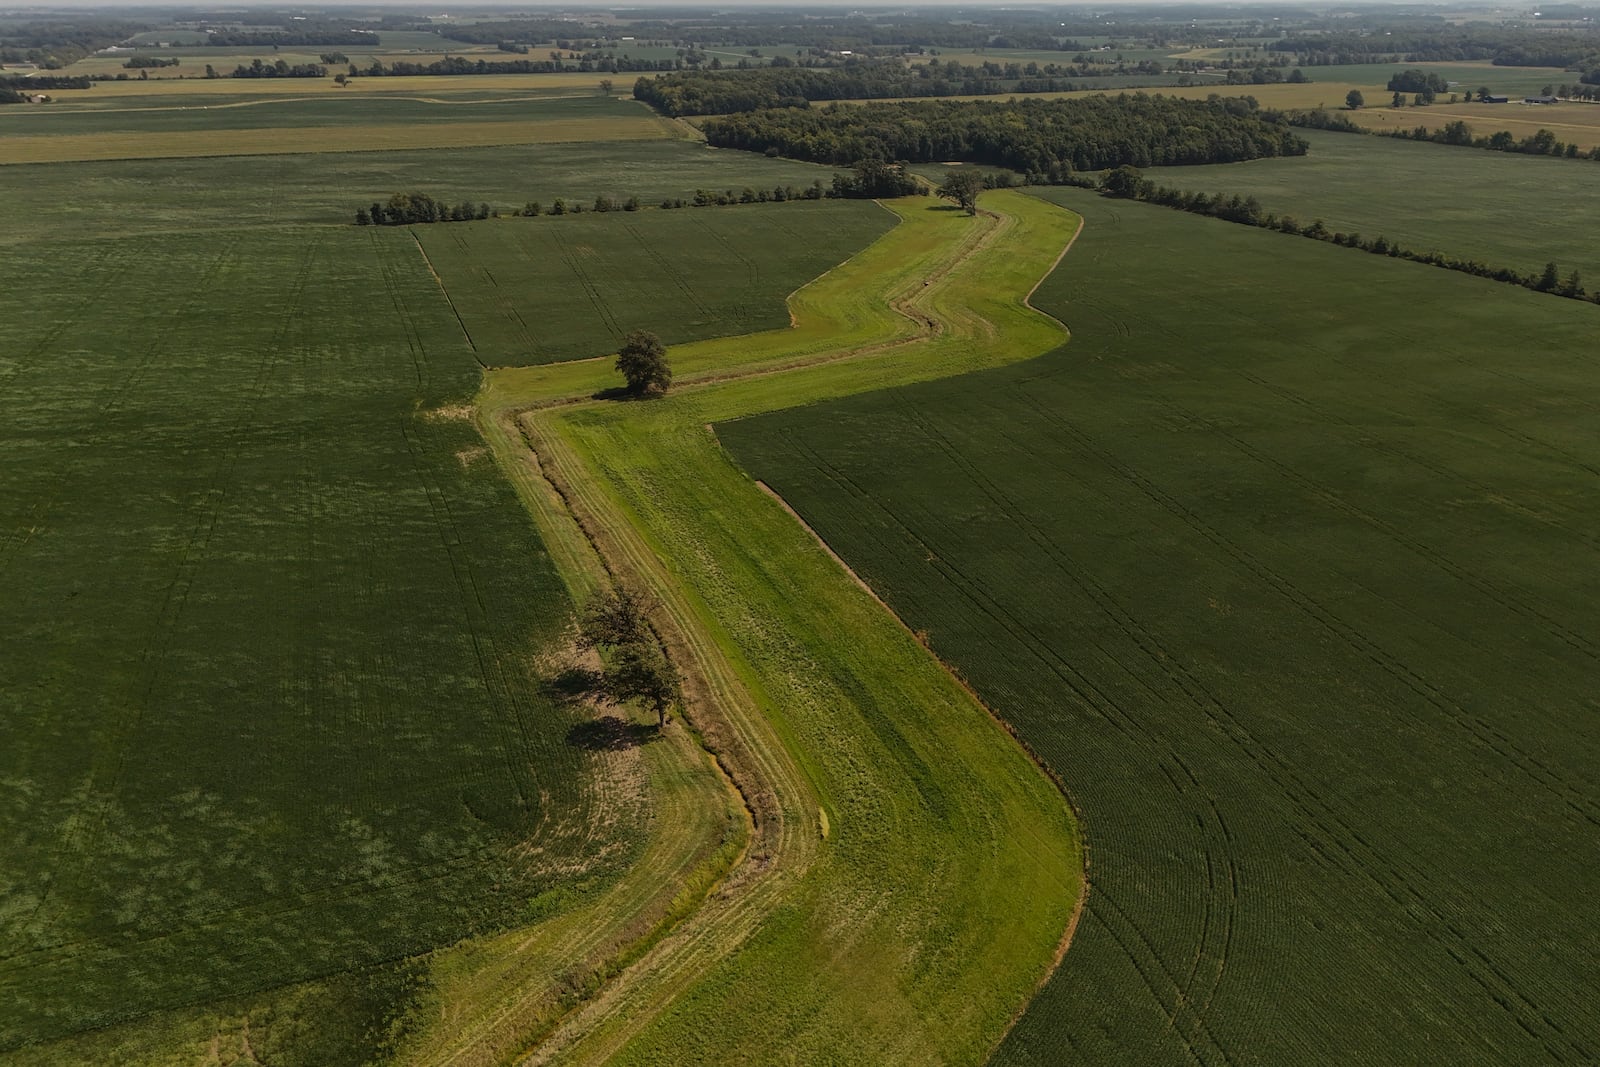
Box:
[0,114,669,164]
[1346,100,1600,150]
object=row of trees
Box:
[1387,69,1451,94]
[515,195,642,215]
[1100,166,1593,303]
[356,193,491,227]
[352,55,679,78]
[0,73,89,90]
[703,95,1308,174]
[354,167,946,228]
[229,58,326,79]
[630,56,1271,117]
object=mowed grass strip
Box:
[0,115,669,164]
[481,192,1083,1064]
[722,188,1600,1063]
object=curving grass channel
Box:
[466,191,1086,1064]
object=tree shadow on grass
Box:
[544,666,602,702]
[591,386,670,403]
[567,715,663,751]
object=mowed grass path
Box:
[477,192,1083,1063]
[724,189,1600,1063]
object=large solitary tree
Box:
[615,330,672,396]
[576,587,682,727]
[937,170,985,215]
[1345,89,1364,110]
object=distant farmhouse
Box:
[1482,94,1510,104]
[1524,95,1560,104]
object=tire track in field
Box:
[1203,288,1600,484]
[1128,385,1600,827]
[837,362,1577,1059]
[879,398,1243,1056]
[410,229,481,363]
[1229,368,1600,550]
[778,431,1235,1061]
[1011,390,1583,1059]
[0,246,133,573]
[622,222,712,318]
[397,417,538,812]
[371,230,430,391]
[702,219,761,288]
[550,230,623,342]
[1158,387,1600,665]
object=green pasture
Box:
[1149,129,1600,280]
[421,200,893,365]
[723,187,1600,1063]
[0,141,839,243]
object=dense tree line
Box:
[122,55,178,69]
[230,59,326,79]
[703,96,1307,177]
[1270,28,1600,67]
[0,18,145,68]
[0,73,90,90]
[357,193,492,227]
[632,59,1148,116]
[1387,69,1450,94]
[353,55,678,78]
[1100,166,1594,303]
